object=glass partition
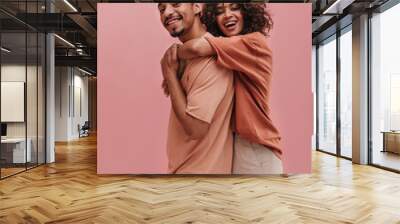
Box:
[1,31,28,177]
[38,32,45,165]
[0,1,46,179]
[27,31,38,169]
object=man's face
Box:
[158,3,198,38]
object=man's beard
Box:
[170,28,185,37]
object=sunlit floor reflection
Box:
[372,150,400,171]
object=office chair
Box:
[79,121,90,138]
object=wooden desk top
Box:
[381,131,400,134]
[1,138,30,143]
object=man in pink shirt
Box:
[158,3,234,174]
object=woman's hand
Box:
[161,79,170,97]
[161,43,179,81]
[161,43,181,97]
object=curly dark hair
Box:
[201,3,273,37]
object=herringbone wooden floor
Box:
[1,134,400,224]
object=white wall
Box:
[55,67,89,141]
[1,65,26,132]
[55,66,70,141]
[72,73,89,138]
[1,65,40,137]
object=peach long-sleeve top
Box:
[205,32,282,158]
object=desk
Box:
[382,131,400,154]
[1,138,31,163]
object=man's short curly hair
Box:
[201,3,273,37]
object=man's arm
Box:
[161,44,209,140]
[161,59,186,97]
[162,40,212,96]
[177,37,216,60]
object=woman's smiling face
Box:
[215,3,244,37]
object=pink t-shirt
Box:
[167,38,234,174]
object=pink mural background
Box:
[97,3,312,174]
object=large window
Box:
[371,3,400,171]
[340,27,352,158]
[316,25,353,159]
[318,35,337,154]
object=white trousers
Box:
[233,135,283,174]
